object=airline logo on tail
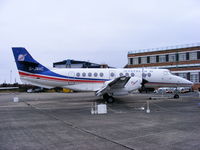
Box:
[18,54,27,61]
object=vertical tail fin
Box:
[12,47,49,73]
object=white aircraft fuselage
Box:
[12,47,193,102]
[19,68,192,91]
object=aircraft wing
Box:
[96,76,131,96]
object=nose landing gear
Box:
[174,94,179,99]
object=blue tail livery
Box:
[12,47,49,73]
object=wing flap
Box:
[96,76,130,96]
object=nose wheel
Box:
[174,94,179,99]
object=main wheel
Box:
[106,96,115,103]
[103,94,115,103]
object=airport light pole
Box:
[10,70,12,84]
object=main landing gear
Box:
[103,94,115,103]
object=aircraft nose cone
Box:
[188,80,193,85]
[183,78,193,86]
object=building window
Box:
[169,54,176,62]
[156,56,159,62]
[150,56,156,63]
[190,73,199,83]
[166,55,169,62]
[186,52,189,60]
[133,58,138,64]
[189,52,197,60]
[197,51,200,59]
[159,55,166,63]
[141,57,147,64]
[147,56,150,63]
[178,73,187,79]
[129,58,133,65]
[138,57,141,64]
[179,53,186,61]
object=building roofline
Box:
[128,42,200,55]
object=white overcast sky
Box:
[0,0,200,83]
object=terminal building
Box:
[126,43,200,90]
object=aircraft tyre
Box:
[106,96,115,103]
[103,94,115,103]
[174,94,179,99]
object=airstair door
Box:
[68,71,75,85]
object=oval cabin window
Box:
[88,72,92,77]
[94,72,98,77]
[82,72,86,77]
[100,72,104,77]
[110,72,115,77]
[125,73,129,77]
[131,73,135,77]
[119,73,123,77]
[76,72,80,77]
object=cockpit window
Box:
[163,71,169,75]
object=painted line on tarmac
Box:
[23,101,135,150]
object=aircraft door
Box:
[68,71,75,85]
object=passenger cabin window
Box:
[94,72,98,77]
[119,73,123,77]
[76,72,80,77]
[147,73,151,77]
[131,73,135,77]
[110,72,115,77]
[142,73,146,78]
[88,72,92,77]
[100,72,104,77]
[82,72,86,77]
[125,73,129,77]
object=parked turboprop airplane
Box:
[12,47,193,102]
